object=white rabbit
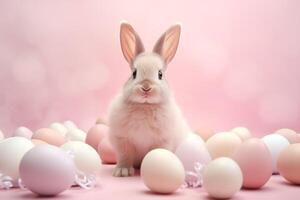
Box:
[108,22,193,177]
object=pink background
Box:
[0,0,300,136]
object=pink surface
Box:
[1,0,300,136]
[1,164,299,200]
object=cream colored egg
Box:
[61,141,101,175]
[206,132,242,159]
[141,148,185,194]
[0,137,34,182]
[203,157,243,199]
[66,128,86,142]
[231,127,252,141]
[50,122,68,136]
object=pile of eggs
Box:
[0,119,115,196]
[1,120,300,199]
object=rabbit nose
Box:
[141,81,152,92]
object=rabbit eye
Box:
[132,69,137,79]
[158,70,163,80]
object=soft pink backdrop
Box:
[0,0,299,136]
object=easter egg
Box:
[86,124,109,150]
[0,129,4,140]
[0,137,34,182]
[33,128,66,146]
[13,126,33,139]
[261,134,290,173]
[277,144,300,184]
[206,132,242,159]
[175,134,211,172]
[275,128,300,144]
[231,138,273,189]
[50,122,68,136]
[194,127,215,141]
[97,137,116,164]
[66,128,86,142]
[202,157,242,199]
[19,145,76,196]
[231,127,252,141]
[63,120,77,130]
[141,148,185,194]
[61,141,101,175]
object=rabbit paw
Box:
[113,166,135,177]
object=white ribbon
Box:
[183,162,205,188]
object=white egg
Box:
[66,128,86,142]
[203,157,243,199]
[141,148,185,194]
[63,120,77,130]
[13,126,33,139]
[231,126,252,141]
[0,129,4,140]
[261,134,290,173]
[49,122,68,136]
[0,137,34,182]
[206,132,242,159]
[61,141,101,175]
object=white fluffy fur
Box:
[108,23,192,177]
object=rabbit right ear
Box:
[120,22,145,65]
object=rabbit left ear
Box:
[153,24,181,64]
[120,22,145,65]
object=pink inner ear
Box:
[120,23,144,64]
[153,25,181,64]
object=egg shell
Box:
[261,134,290,173]
[206,132,242,159]
[63,120,77,130]
[97,137,116,164]
[0,129,4,140]
[194,127,215,141]
[31,139,48,146]
[175,134,211,172]
[66,128,86,142]
[33,128,66,146]
[13,126,33,139]
[19,145,76,196]
[50,122,68,136]
[275,128,300,144]
[277,144,300,184]
[203,157,243,199]
[0,137,34,181]
[141,148,185,194]
[231,138,273,189]
[231,126,252,141]
[86,124,109,150]
[61,141,101,175]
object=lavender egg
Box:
[19,145,76,196]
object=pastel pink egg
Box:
[97,137,116,164]
[277,144,300,184]
[231,138,273,189]
[19,145,76,196]
[32,128,66,146]
[275,129,300,144]
[86,124,109,150]
[195,127,215,141]
[14,126,33,139]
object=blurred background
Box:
[0,0,299,136]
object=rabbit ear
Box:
[120,22,145,65]
[153,24,181,64]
